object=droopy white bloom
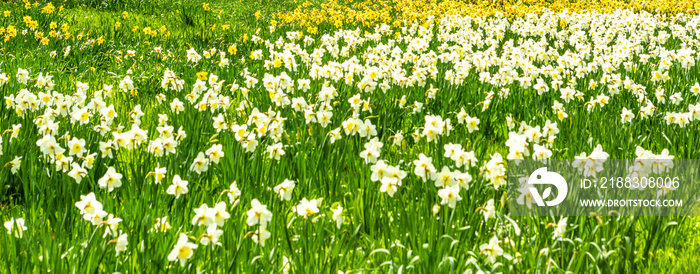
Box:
[516,178,536,209]
[252,226,271,246]
[100,104,118,121]
[170,98,185,114]
[360,138,382,164]
[166,175,189,198]
[200,224,224,247]
[98,167,123,192]
[9,156,21,175]
[205,144,225,164]
[379,177,400,197]
[481,153,507,189]
[115,233,128,255]
[621,108,635,123]
[456,107,468,124]
[4,217,28,238]
[168,233,198,267]
[67,163,88,184]
[75,192,103,221]
[103,214,123,238]
[273,179,296,201]
[542,120,559,137]
[432,166,456,188]
[37,135,65,159]
[226,181,241,204]
[552,217,568,241]
[532,144,552,160]
[266,143,285,161]
[316,111,333,128]
[296,198,320,219]
[209,202,230,227]
[189,152,210,174]
[412,154,436,182]
[154,166,167,184]
[480,236,503,264]
[119,75,134,92]
[186,48,202,63]
[452,150,477,168]
[370,160,390,182]
[16,68,30,85]
[89,209,108,226]
[246,199,273,228]
[331,205,344,229]
[437,185,462,208]
[482,199,495,221]
[192,204,215,227]
[589,144,610,160]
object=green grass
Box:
[1,0,700,273]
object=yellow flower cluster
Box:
[275,0,700,29]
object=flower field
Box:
[2,0,700,272]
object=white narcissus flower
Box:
[296,198,320,219]
[532,144,552,160]
[246,199,272,228]
[71,106,92,125]
[370,160,389,182]
[67,163,87,184]
[437,185,462,208]
[266,143,285,161]
[691,82,700,95]
[413,153,436,182]
[252,226,271,246]
[154,166,167,184]
[115,233,128,255]
[273,179,296,201]
[432,166,455,188]
[480,235,503,264]
[227,181,241,204]
[482,199,495,221]
[75,193,103,220]
[186,48,202,63]
[621,107,635,123]
[192,204,214,227]
[189,152,210,174]
[465,115,480,133]
[98,167,123,192]
[200,224,224,247]
[331,205,344,229]
[16,68,30,84]
[168,233,198,267]
[89,209,108,226]
[166,175,189,198]
[9,156,21,175]
[209,202,230,227]
[119,75,134,92]
[103,214,123,238]
[379,177,399,197]
[212,114,228,132]
[4,217,28,238]
[67,137,87,157]
[205,144,224,164]
[552,217,568,241]
[456,107,468,124]
[316,111,333,128]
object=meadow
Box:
[2,0,700,272]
